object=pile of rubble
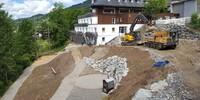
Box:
[157,24,200,40]
[133,73,194,100]
[84,56,128,82]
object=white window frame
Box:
[112,18,116,24]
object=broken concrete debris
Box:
[132,73,194,100]
[84,56,129,83]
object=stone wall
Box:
[156,17,191,26]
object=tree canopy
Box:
[144,0,168,17]
[0,2,89,96]
[0,4,17,95]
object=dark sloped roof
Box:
[78,13,96,18]
[91,0,144,8]
[171,0,196,4]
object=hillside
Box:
[15,0,91,24]
[15,14,46,24]
[69,0,91,9]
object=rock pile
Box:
[84,56,128,82]
[133,73,194,100]
[157,24,200,40]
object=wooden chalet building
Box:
[74,0,145,45]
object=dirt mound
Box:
[79,46,95,58]
[141,40,200,99]
[14,53,75,100]
[99,46,175,100]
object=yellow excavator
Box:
[121,13,149,46]
[121,13,179,49]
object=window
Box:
[112,18,116,24]
[90,19,92,24]
[120,18,123,23]
[102,37,105,42]
[112,28,115,32]
[133,9,142,13]
[119,8,129,14]
[119,27,127,33]
[87,19,89,23]
[103,8,115,14]
[94,27,97,32]
[135,0,140,3]
[102,28,105,32]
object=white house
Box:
[74,0,145,45]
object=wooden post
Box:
[50,67,57,74]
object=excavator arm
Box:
[121,13,149,46]
[129,13,149,33]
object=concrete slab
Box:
[75,74,107,89]
[67,87,105,100]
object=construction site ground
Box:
[2,40,200,100]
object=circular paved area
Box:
[75,74,107,89]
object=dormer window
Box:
[119,8,129,14]
[103,8,115,14]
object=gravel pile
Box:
[84,56,128,82]
[133,73,194,100]
[157,24,200,40]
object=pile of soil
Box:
[139,40,200,99]
[79,46,95,58]
[103,46,175,100]
[14,53,75,100]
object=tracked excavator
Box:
[121,13,149,46]
[121,13,179,49]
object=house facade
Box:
[74,0,145,45]
[170,0,198,17]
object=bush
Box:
[190,13,200,29]
[36,39,51,53]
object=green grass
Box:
[36,39,69,57]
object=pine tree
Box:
[14,19,38,67]
[0,4,16,95]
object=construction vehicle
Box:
[143,29,179,49]
[121,13,149,46]
[121,13,179,49]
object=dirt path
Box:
[1,44,81,100]
[1,55,57,100]
[14,52,75,100]
[50,47,85,100]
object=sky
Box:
[0,0,85,19]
